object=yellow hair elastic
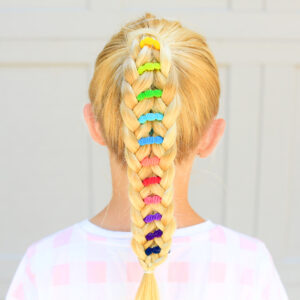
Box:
[140,37,160,50]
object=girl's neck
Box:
[90,152,206,232]
[90,204,205,232]
[90,198,206,232]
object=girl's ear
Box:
[83,103,106,146]
[196,118,226,158]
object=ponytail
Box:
[120,34,181,300]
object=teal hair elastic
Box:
[138,112,164,124]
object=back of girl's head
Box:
[88,12,220,300]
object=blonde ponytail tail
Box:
[120,33,181,300]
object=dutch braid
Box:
[120,34,181,300]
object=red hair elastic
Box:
[142,176,161,186]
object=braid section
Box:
[120,33,181,300]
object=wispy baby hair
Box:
[88,12,220,300]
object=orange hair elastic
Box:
[141,156,160,167]
[140,37,160,50]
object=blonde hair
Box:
[88,12,220,300]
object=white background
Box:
[0,1,300,299]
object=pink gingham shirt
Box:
[6,218,289,300]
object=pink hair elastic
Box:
[142,176,161,186]
[141,156,160,167]
[144,195,162,204]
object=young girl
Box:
[6,12,289,300]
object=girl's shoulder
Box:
[28,222,78,253]
[6,222,82,299]
[22,221,87,272]
[207,221,272,262]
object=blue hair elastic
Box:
[145,246,161,256]
[138,136,163,146]
[138,112,164,124]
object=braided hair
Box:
[88,12,220,300]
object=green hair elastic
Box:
[137,89,163,101]
[137,62,161,75]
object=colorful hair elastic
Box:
[143,195,162,204]
[137,89,163,101]
[138,136,163,146]
[138,112,164,124]
[142,176,161,186]
[141,156,160,167]
[137,37,165,262]
[145,229,163,241]
[144,213,162,223]
[140,37,160,50]
[137,62,160,75]
[145,245,161,256]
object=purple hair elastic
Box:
[145,229,163,241]
[144,213,162,223]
